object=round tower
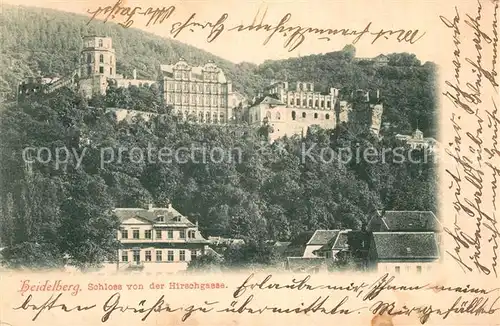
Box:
[80,35,116,79]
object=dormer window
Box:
[173,216,181,222]
[157,215,165,222]
[188,230,196,239]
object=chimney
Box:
[133,69,137,80]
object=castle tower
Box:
[80,35,116,79]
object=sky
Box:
[2,0,458,64]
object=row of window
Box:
[121,249,198,262]
[291,111,331,120]
[173,71,219,81]
[391,265,431,273]
[84,53,114,65]
[86,66,112,76]
[166,82,226,94]
[288,98,333,108]
[175,111,226,123]
[121,229,196,240]
[167,94,226,106]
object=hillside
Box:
[1,5,437,137]
[0,5,266,99]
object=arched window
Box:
[321,100,324,108]
[98,39,103,47]
[99,54,104,63]
[315,100,319,107]
[308,99,312,107]
[275,112,281,120]
[266,111,272,119]
[212,112,218,123]
[292,111,296,120]
[291,98,295,106]
[327,101,331,108]
[314,113,318,119]
[326,114,330,119]
[302,99,306,107]
[302,112,306,118]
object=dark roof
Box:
[372,232,439,260]
[317,230,351,252]
[307,230,339,246]
[369,211,441,232]
[289,231,315,246]
[254,95,285,106]
[114,205,194,225]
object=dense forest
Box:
[0,86,437,268]
[1,5,437,137]
[0,5,438,269]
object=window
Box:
[315,100,319,107]
[327,101,331,108]
[167,230,173,239]
[156,250,162,261]
[99,66,104,74]
[220,113,225,122]
[86,54,92,63]
[314,113,318,119]
[191,250,198,260]
[145,230,152,239]
[121,251,128,262]
[417,266,422,273]
[167,250,174,261]
[145,250,152,261]
[395,266,400,273]
[302,112,306,118]
[99,54,104,63]
[180,230,186,239]
[133,250,140,262]
[291,99,295,105]
[110,68,113,75]
[133,230,140,239]
[183,83,188,91]
[180,250,186,261]
[188,230,196,239]
[156,230,162,239]
[292,111,296,120]
[121,230,128,239]
[87,66,92,76]
[325,114,330,120]
[98,39,103,47]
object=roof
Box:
[317,230,351,252]
[369,211,441,232]
[372,232,439,260]
[307,230,340,246]
[159,60,227,83]
[254,96,285,106]
[114,205,195,227]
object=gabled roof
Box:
[372,232,439,260]
[114,205,195,227]
[254,96,285,106]
[307,230,339,246]
[317,230,351,252]
[368,211,441,232]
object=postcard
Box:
[0,0,498,325]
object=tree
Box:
[187,253,223,272]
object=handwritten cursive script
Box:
[86,0,426,51]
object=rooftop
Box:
[372,232,439,260]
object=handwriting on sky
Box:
[440,0,499,277]
[86,0,425,51]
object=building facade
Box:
[395,129,439,152]
[244,81,383,141]
[159,59,239,124]
[113,203,209,273]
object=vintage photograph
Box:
[0,3,440,276]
